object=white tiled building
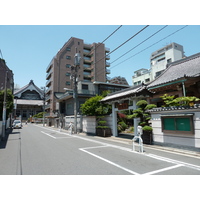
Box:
[132,42,185,86]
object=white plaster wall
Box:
[82,116,96,135]
[151,110,200,148]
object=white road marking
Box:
[143,164,184,175]
[80,147,140,175]
[147,154,200,171]
[38,125,200,173]
[41,131,57,139]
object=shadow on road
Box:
[0,128,20,149]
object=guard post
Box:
[132,125,144,153]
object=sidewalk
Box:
[38,124,200,157]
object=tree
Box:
[0,89,14,120]
[160,94,200,107]
[32,112,46,118]
[127,100,156,127]
[80,95,111,116]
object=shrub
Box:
[142,125,153,132]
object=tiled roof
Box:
[147,52,200,89]
[101,85,147,102]
[14,80,43,96]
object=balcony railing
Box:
[46,69,52,79]
[106,69,111,74]
[106,62,110,67]
[105,47,110,52]
[46,86,52,94]
[106,55,110,60]
[46,78,52,87]
[77,89,95,95]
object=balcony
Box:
[46,57,55,72]
[106,55,110,60]
[46,69,52,80]
[77,89,95,95]
[106,62,110,67]
[46,86,52,94]
[105,47,110,52]
[106,76,111,81]
[106,69,111,74]
[45,104,50,110]
[45,95,51,102]
[83,49,91,55]
[83,43,92,49]
[46,78,52,87]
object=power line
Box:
[95,25,167,80]
[111,25,168,64]
[84,25,123,57]
[108,25,149,56]
[94,25,150,67]
[110,25,188,70]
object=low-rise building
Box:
[14,80,44,121]
[109,76,129,85]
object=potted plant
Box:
[127,100,156,144]
[142,125,153,144]
[96,116,112,137]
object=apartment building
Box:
[0,58,14,92]
[132,42,185,86]
[45,37,110,117]
[109,76,129,85]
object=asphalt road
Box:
[1,123,200,175]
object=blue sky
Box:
[0,25,200,88]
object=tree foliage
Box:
[127,100,156,127]
[32,112,46,118]
[80,95,111,116]
[160,94,200,107]
[0,89,14,120]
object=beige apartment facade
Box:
[45,37,110,117]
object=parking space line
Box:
[146,154,200,171]
[80,147,140,175]
[41,131,57,139]
[38,125,200,173]
[143,164,184,175]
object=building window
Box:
[66,81,70,85]
[145,78,150,83]
[161,115,194,134]
[66,56,71,60]
[167,58,172,64]
[66,72,71,76]
[155,70,164,78]
[82,84,88,90]
[66,64,71,68]
[66,47,71,51]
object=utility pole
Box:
[71,48,81,134]
[2,71,8,141]
[41,87,46,127]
